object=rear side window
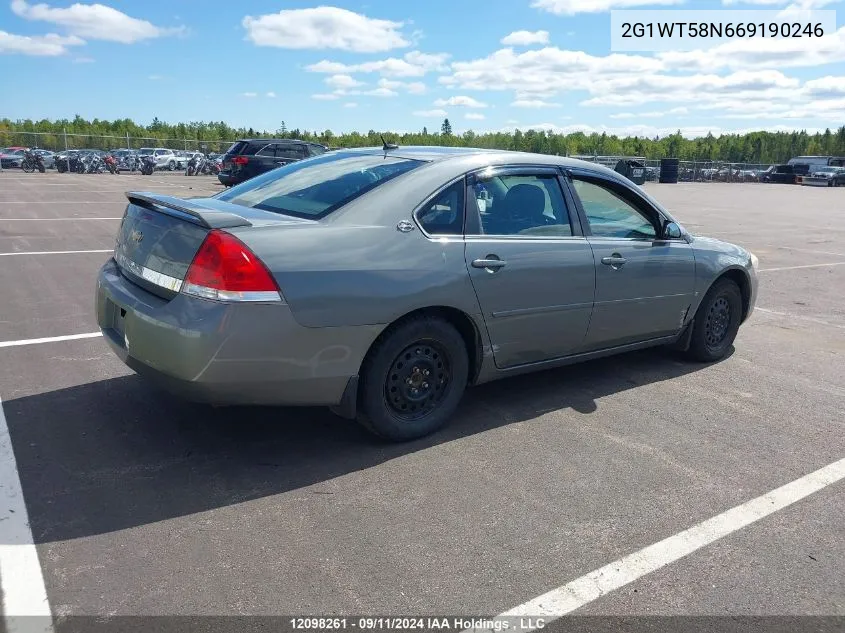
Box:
[225,141,247,156]
[217,152,424,219]
[274,145,306,160]
[256,144,276,157]
[416,180,465,236]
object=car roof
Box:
[335,145,619,173]
[237,138,324,146]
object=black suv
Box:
[218,139,327,186]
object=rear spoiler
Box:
[125,192,252,229]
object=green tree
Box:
[441,118,452,136]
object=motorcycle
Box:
[203,158,221,175]
[104,153,120,175]
[21,149,46,173]
[139,154,156,175]
[185,154,202,176]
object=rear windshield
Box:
[225,141,247,156]
[217,152,424,219]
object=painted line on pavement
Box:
[758,262,845,273]
[0,395,54,631]
[0,250,112,257]
[480,457,845,631]
[0,333,102,348]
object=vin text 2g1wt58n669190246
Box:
[96,145,758,441]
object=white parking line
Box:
[755,307,845,330]
[774,246,845,258]
[758,262,845,273]
[485,457,845,630]
[0,333,102,348]
[0,218,121,221]
[0,395,54,630]
[0,250,112,257]
[0,201,119,204]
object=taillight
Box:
[231,156,248,166]
[182,230,282,302]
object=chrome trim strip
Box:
[115,251,183,292]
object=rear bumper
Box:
[217,171,241,186]
[96,259,381,407]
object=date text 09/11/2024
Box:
[289,617,547,631]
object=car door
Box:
[253,142,278,177]
[463,167,595,369]
[567,171,696,350]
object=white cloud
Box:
[511,99,558,108]
[375,78,427,94]
[266,91,276,98]
[0,30,84,55]
[413,109,448,117]
[343,102,358,108]
[580,70,801,107]
[501,30,549,46]
[11,0,180,44]
[433,95,488,108]
[465,113,486,120]
[325,74,365,89]
[363,87,398,97]
[531,0,682,14]
[243,6,408,52]
[443,47,662,95]
[242,92,258,97]
[658,26,845,71]
[609,107,689,119]
[305,51,449,77]
[312,93,340,100]
[803,75,845,98]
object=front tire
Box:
[22,161,34,173]
[686,278,743,362]
[357,316,469,441]
[168,160,176,171]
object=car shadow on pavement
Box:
[3,347,729,544]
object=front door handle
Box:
[601,254,627,268]
[472,257,507,271]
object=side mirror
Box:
[663,221,683,239]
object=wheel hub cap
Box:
[705,297,731,347]
[385,342,450,420]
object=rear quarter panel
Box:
[234,225,484,329]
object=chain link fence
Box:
[1,130,236,155]
[570,155,774,183]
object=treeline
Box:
[2,115,845,164]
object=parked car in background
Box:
[788,156,845,170]
[97,146,758,441]
[760,164,797,184]
[0,147,28,168]
[138,147,179,171]
[109,149,138,171]
[800,166,845,187]
[218,138,328,186]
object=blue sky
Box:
[1,0,843,138]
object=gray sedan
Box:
[96,147,758,440]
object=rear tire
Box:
[356,316,468,441]
[168,160,176,171]
[686,278,743,362]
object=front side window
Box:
[217,152,424,219]
[416,180,464,236]
[469,173,572,237]
[571,178,657,239]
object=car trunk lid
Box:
[115,192,315,299]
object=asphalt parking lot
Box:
[0,171,843,629]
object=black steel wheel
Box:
[357,316,469,441]
[384,340,451,421]
[686,278,743,362]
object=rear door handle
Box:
[601,254,627,267]
[472,258,507,271]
